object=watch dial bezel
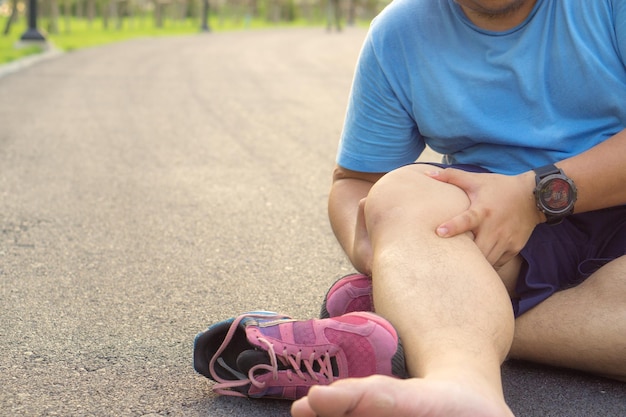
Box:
[538,175,577,214]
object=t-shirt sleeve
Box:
[613,0,626,67]
[336,31,424,173]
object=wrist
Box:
[520,171,546,224]
[532,164,578,225]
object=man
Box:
[291,0,626,416]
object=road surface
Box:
[1,27,624,416]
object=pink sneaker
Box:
[193,310,407,400]
[320,273,374,319]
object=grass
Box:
[0,38,42,63]
[1,19,46,63]
[0,14,327,64]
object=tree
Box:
[2,0,20,35]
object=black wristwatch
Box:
[532,164,577,225]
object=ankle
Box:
[418,357,506,403]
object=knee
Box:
[363,165,469,233]
[363,171,415,229]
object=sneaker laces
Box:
[248,335,335,385]
[209,314,335,397]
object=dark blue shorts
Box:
[418,162,626,317]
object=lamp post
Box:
[201,0,211,32]
[20,0,46,41]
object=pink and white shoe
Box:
[193,310,407,400]
[320,273,374,319]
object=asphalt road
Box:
[1,27,624,417]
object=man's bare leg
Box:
[292,164,515,417]
[510,255,626,381]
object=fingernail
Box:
[436,226,448,237]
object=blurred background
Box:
[1,0,390,63]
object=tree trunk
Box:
[48,0,60,34]
[2,0,20,36]
[86,0,95,27]
[63,0,72,33]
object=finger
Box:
[299,384,363,417]
[493,253,514,270]
[472,232,498,265]
[492,244,523,269]
[481,231,525,267]
[436,209,480,238]
[291,396,319,417]
[425,168,466,187]
[486,249,504,267]
[481,239,517,268]
[291,397,318,417]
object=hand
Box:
[351,198,373,275]
[427,168,542,268]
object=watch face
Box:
[539,178,574,211]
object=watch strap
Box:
[533,164,562,182]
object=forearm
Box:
[556,128,626,213]
[328,166,383,263]
[328,178,372,258]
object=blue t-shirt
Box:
[338,0,626,175]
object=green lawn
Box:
[1,15,325,64]
[1,20,46,63]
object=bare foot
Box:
[291,375,514,417]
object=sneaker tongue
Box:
[236,349,271,375]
